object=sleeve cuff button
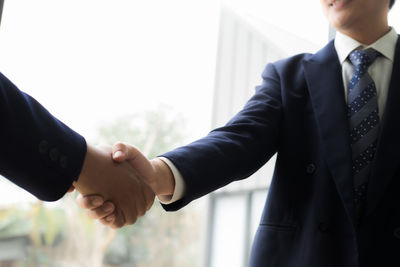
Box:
[38,140,49,154]
[49,148,60,162]
[60,155,68,169]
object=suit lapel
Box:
[303,41,357,227]
[365,36,400,217]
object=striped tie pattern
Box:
[347,49,381,219]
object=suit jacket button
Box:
[38,140,49,154]
[49,148,60,162]
[318,222,329,233]
[393,227,400,239]
[306,163,316,175]
[59,156,68,169]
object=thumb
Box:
[67,185,75,193]
[112,142,154,184]
[112,142,129,162]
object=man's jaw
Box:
[328,0,350,7]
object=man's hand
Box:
[112,142,175,198]
[73,144,155,228]
[78,142,176,227]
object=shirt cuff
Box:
[156,157,186,205]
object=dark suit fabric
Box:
[0,73,86,201]
[162,38,400,267]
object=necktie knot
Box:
[349,48,381,70]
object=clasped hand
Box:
[72,144,156,228]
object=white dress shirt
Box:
[158,27,399,205]
[157,156,186,204]
[335,27,398,118]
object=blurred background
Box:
[0,0,400,266]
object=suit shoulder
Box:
[261,53,313,79]
[274,53,313,70]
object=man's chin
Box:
[327,12,355,31]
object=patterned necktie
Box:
[347,48,381,220]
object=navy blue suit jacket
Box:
[162,38,400,267]
[0,73,86,201]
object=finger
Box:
[111,208,127,228]
[112,217,126,228]
[148,197,155,211]
[123,202,139,226]
[136,194,147,218]
[110,224,123,229]
[144,186,155,211]
[67,185,75,193]
[139,182,154,213]
[99,214,116,227]
[112,142,129,162]
[125,216,138,226]
[76,194,104,209]
[136,181,150,219]
[86,202,115,219]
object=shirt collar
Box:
[334,27,398,64]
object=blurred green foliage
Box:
[0,106,202,267]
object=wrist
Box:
[150,158,175,197]
[74,143,96,191]
[74,144,110,195]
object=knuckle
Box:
[113,141,126,149]
[86,201,95,209]
[110,224,120,229]
[102,202,115,214]
[112,218,124,229]
[147,199,155,210]
[88,208,107,219]
[126,216,137,226]
[99,218,110,226]
[79,196,95,209]
[137,208,145,217]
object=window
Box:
[207,189,268,267]
[1,1,400,266]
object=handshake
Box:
[71,142,175,228]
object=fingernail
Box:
[103,203,114,212]
[92,198,103,207]
[113,151,123,158]
[106,215,115,222]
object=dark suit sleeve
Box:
[0,73,87,201]
[161,63,283,211]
